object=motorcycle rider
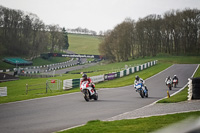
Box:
[165,76,172,85]
[134,75,146,91]
[80,74,96,93]
[172,75,178,83]
[172,75,179,86]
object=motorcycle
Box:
[134,83,148,98]
[80,81,98,102]
[172,79,178,88]
[166,80,172,90]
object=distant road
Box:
[43,62,98,75]
[24,58,97,75]
[0,64,198,133]
[41,58,97,75]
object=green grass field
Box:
[59,111,200,133]
[68,34,102,55]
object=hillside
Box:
[68,34,102,55]
[0,34,101,70]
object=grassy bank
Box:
[68,34,102,55]
[59,111,200,133]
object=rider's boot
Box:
[93,87,96,93]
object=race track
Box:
[0,64,198,133]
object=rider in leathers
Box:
[165,76,172,85]
[172,75,179,83]
[80,74,96,93]
[134,75,146,91]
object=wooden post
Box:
[46,81,48,93]
[26,84,28,95]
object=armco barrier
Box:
[91,75,104,83]
[63,79,73,90]
[63,60,157,90]
[104,73,116,80]
[72,79,80,88]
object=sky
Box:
[0,0,200,33]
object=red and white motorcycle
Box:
[173,79,178,88]
[80,81,98,102]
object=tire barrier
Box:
[63,60,157,90]
[188,77,200,100]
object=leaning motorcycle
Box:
[80,81,98,102]
[172,79,178,88]
[166,80,172,90]
[134,83,148,98]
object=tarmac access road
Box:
[0,64,198,133]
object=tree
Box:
[99,8,200,62]
[62,27,69,50]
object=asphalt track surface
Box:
[0,64,198,133]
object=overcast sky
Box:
[0,0,200,33]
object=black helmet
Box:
[82,73,87,79]
[168,76,170,79]
[135,75,139,81]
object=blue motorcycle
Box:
[135,83,148,98]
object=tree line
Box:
[99,8,200,62]
[66,27,97,35]
[0,5,69,59]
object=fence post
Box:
[46,81,48,93]
[26,84,28,95]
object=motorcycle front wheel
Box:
[144,87,148,98]
[94,93,98,100]
[84,90,90,102]
[140,89,144,98]
[174,83,177,88]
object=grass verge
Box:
[59,111,200,133]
